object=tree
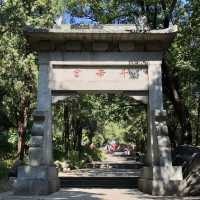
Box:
[1,0,200,165]
[0,0,54,160]
[53,0,195,145]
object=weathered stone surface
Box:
[8,160,22,177]
[29,147,43,166]
[93,42,108,51]
[142,166,183,180]
[31,111,46,137]
[65,41,81,51]
[50,63,149,92]
[33,110,46,121]
[14,165,60,195]
[19,25,180,196]
[31,124,44,136]
[139,165,185,195]
[119,42,135,51]
[141,109,183,195]
[25,25,177,52]
[30,136,43,147]
[145,42,163,51]
[138,178,186,196]
[17,165,58,179]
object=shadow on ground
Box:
[0,189,103,200]
[125,189,200,200]
[1,188,200,200]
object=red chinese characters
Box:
[73,68,81,78]
[120,69,129,79]
[96,69,106,78]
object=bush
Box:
[67,151,85,169]
[63,147,104,169]
[81,145,104,162]
[0,132,16,161]
[53,145,105,170]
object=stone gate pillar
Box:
[138,61,184,195]
[14,55,60,195]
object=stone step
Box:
[60,176,139,188]
[86,162,143,169]
[59,168,142,177]
[59,168,141,188]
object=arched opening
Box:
[52,93,147,187]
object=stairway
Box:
[59,154,143,188]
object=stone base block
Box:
[138,178,186,196]
[14,165,60,195]
[138,166,186,196]
[142,166,183,180]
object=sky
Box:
[61,12,96,25]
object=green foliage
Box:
[53,138,104,169]
[123,110,147,151]
[0,0,55,161]
[92,134,105,147]
[66,147,104,169]
[52,0,182,27]
[53,131,66,161]
[53,126,104,169]
[0,132,15,160]
[53,94,147,161]
[81,145,104,162]
[164,0,200,145]
[67,146,104,169]
[67,150,85,169]
[102,122,127,144]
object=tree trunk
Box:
[63,103,70,158]
[88,131,93,146]
[76,120,82,159]
[17,100,28,161]
[161,0,177,28]
[153,4,158,29]
[162,60,192,144]
[168,121,178,149]
[195,96,200,146]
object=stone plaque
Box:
[50,66,148,92]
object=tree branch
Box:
[162,0,177,28]
[160,0,166,11]
[169,0,178,19]
[153,3,158,29]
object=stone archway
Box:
[14,24,184,196]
